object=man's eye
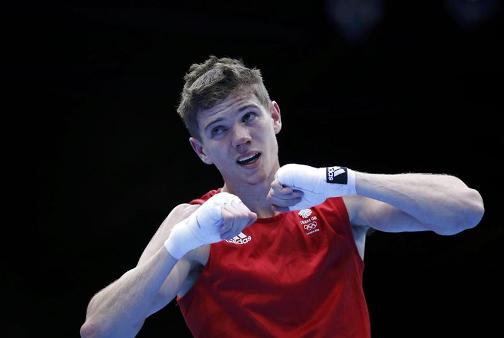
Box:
[211,126,227,137]
[242,112,257,123]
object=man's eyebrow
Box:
[204,117,225,132]
[204,104,259,131]
[237,104,258,113]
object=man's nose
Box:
[231,124,251,150]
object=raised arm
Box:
[346,172,484,235]
[268,164,484,235]
[80,192,257,338]
[80,204,197,338]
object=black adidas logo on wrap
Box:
[326,166,348,184]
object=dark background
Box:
[12,0,503,337]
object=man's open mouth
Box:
[236,152,261,166]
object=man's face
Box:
[189,92,282,187]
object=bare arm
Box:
[81,191,256,338]
[80,204,198,338]
[346,172,484,235]
[269,164,484,236]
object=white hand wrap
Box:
[164,192,240,259]
[276,164,356,210]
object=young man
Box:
[80,56,484,338]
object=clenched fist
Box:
[165,192,257,259]
[268,164,356,211]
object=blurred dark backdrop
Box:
[10,0,503,337]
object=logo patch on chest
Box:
[298,209,320,235]
[225,232,252,245]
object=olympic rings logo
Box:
[304,222,318,231]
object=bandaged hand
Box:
[269,164,356,211]
[164,192,257,259]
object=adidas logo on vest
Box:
[225,232,252,245]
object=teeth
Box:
[237,152,260,164]
[239,154,257,162]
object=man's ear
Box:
[270,101,282,134]
[189,137,213,165]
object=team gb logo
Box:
[298,209,312,219]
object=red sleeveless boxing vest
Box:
[177,189,370,338]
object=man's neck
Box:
[222,174,279,219]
